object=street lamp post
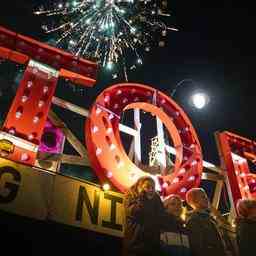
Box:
[170,79,210,110]
[170,78,195,97]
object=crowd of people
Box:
[122,176,256,256]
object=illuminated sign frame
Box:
[0,26,256,223]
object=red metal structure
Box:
[216,131,256,210]
[0,26,98,166]
[2,25,255,210]
[0,26,97,86]
[86,84,203,198]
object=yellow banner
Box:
[0,158,54,219]
[51,175,124,237]
[0,157,124,237]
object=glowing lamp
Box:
[103,183,110,191]
[191,93,209,109]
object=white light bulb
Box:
[96,148,102,155]
[108,113,114,120]
[28,134,34,140]
[21,96,28,103]
[172,177,179,183]
[38,100,44,108]
[33,116,39,123]
[96,108,102,115]
[92,126,99,133]
[162,182,168,188]
[15,111,22,119]
[110,144,116,150]
[106,128,113,134]
[21,153,29,161]
[188,176,195,181]
[192,93,207,109]
[9,128,15,134]
[27,81,33,88]
[107,172,113,178]
[43,86,49,94]
[103,183,110,191]
[180,187,187,193]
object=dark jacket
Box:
[161,215,190,256]
[236,217,256,256]
[123,192,166,256]
[186,209,227,256]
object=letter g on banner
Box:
[0,166,21,203]
[85,83,203,199]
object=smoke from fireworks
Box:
[35,0,177,80]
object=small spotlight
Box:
[103,183,110,191]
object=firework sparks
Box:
[35,0,177,80]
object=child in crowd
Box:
[161,194,190,256]
[186,188,227,256]
[236,198,256,256]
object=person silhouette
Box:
[123,176,166,256]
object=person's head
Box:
[164,194,183,217]
[186,188,209,210]
[236,198,256,219]
[131,176,156,200]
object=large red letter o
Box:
[86,83,203,199]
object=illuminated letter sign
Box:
[86,84,203,198]
[0,26,97,166]
[216,131,256,208]
[0,26,203,199]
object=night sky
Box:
[1,0,256,167]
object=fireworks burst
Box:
[35,0,177,80]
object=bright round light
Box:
[191,93,207,109]
[102,183,110,191]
